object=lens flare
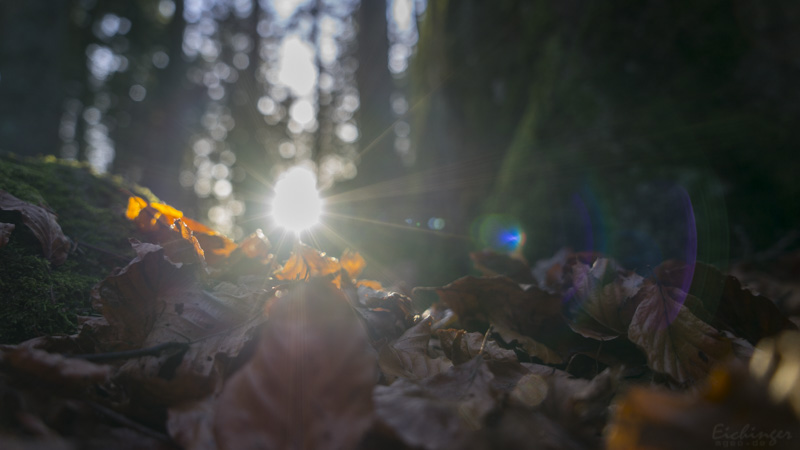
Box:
[270,166,323,233]
[473,214,526,253]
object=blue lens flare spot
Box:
[472,214,526,252]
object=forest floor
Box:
[1,155,799,449]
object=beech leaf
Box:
[627,281,733,384]
[378,316,452,381]
[0,190,71,265]
[656,260,797,344]
[436,328,517,365]
[374,357,497,450]
[565,258,644,339]
[274,241,342,284]
[214,280,376,450]
[340,248,366,279]
[92,240,267,403]
[430,276,585,360]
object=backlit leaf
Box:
[274,241,342,284]
[341,248,366,279]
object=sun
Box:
[270,166,323,233]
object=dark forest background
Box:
[2,0,799,287]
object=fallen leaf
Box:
[0,222,14,248]
[234,229,271,261]
[436,329,517,365]
[627,280,733,384]
[374,357,497,450]
[607,360,800,450]
[352,287,417,344]
[379,317,453,381]
[0,190,71,265]
[341,248,366,279]
[429,276,588,361]
[274,241,342,284]
[126,196,238,266]
[564,258,644,340]
[92,240,267,404]
[214,280,376,450]
[492,326,565,365]
[657,260,797,344]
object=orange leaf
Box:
[275,241,342,283]
[126,195,148,220]
[357,279,383,290]
[150,201,184,222]
[341,249,366,279]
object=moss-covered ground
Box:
[0,153,156,343]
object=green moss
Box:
[0,153,153,343]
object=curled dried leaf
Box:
[379,317,452,381]
[0,190,71,265]
[126,196,238,266]
[274,241,342,284]
[341,248,366,279]
[436,329,517,365]
[564,258,644,340]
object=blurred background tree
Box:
[1,0,799,287]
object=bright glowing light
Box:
[271,166,323,233]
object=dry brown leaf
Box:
[379,317,452,381]
[627,280,733,384]
[430,276,587,361]
[436,329,517,365]
[0,190,71,265]
[565,258,644,339]
[374,357,497,450]
[214,280,376,450]
[657,260,797,344]
[92,241,266,404]
[0,222,14,248]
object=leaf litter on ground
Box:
[0,195,798,449]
